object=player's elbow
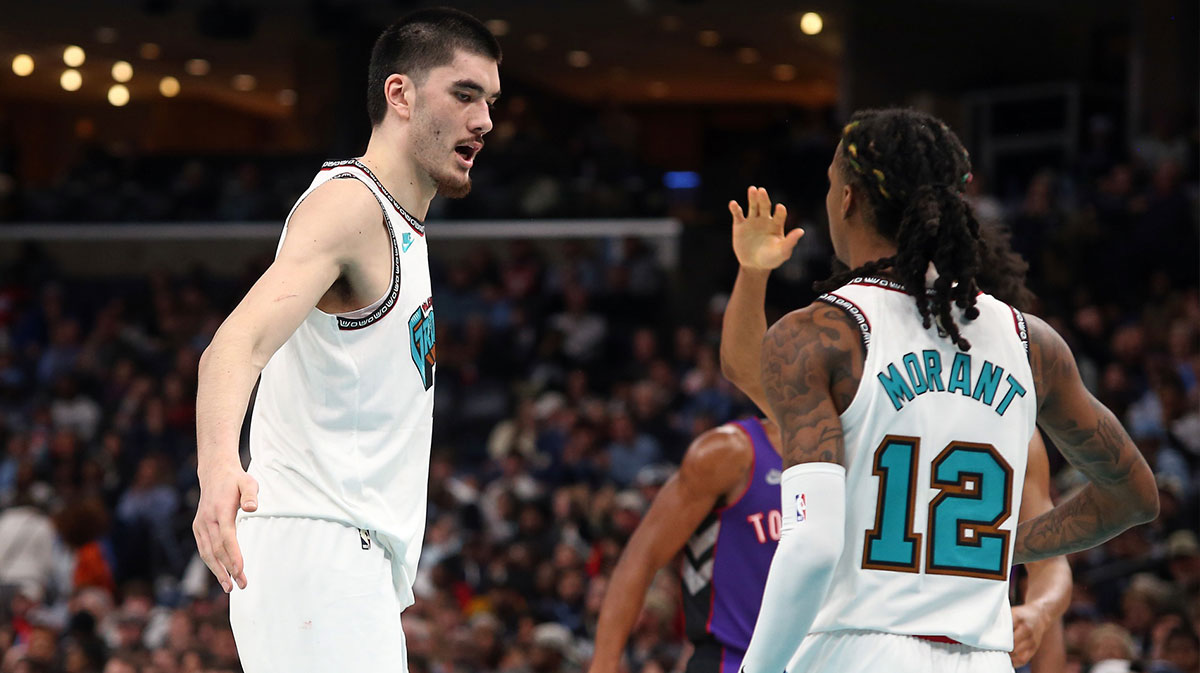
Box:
[718,347,751,387]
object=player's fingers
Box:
[194,520,228,591]
[207,519,237,592]
[746,186,758,218]
[217,515,247,590]
[728,200,745,223]
[772,202,788,229]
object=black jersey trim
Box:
[1010,306,1030,361]
[321,158,425,236]
[329,172,402,331]
[817,292,871,353]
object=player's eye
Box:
[456,92,472,103]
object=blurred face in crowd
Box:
[406,50,499,198]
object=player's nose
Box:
[470,102,493,136]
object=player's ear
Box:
[385,73,414,121]
[841,184,854,220]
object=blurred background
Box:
[0,1,1197,672]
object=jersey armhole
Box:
[328,173,403,331]
[714,423,757,514]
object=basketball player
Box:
[722,187,1070,672]
[737,109,1158,673]
[589,182,1070,673]
[589,411,784,673]
[192,9,500,672]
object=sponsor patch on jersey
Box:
[409,297,436,390]
[765,468,782,485]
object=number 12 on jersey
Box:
[862,435,1014,580]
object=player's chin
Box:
[435,172,472,199]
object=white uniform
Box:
[789,276,1035,673]
[230,159,436,673]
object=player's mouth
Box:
[454,141,482,168]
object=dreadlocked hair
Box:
[815,108,985,351]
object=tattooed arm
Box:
[1013,315,1158,564]
[738,304,862,673]
[761,303,863,467]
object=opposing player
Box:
[724,187,1071,671]
[590,413,784,673]
[192,9,500,672]
[738,109,1157,673]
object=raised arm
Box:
[719,187,804,423]
[193,179,382,592]
[1013,315,1158,564]
[739,304,861,673]
[1011,430,1072,670]
[590,427,752,673]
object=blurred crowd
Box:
[0,97,666,224]
[0,108,1197,673]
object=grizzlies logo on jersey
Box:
[409,297,436,390]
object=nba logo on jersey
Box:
[409,297,436,390]
[796,493,807,523]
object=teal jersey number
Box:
[863,437,1014,580]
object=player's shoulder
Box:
[290,175,383,235]
[683,423,755,476]
[282,175,385,257]
[764,301,861,360]
[1021,311,1074,399]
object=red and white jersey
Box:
[806,276,1036,652]
[240,159,436,610]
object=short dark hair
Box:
[367,7,502,126]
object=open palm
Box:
[729,186,805,271]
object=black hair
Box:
[366,7,502,126]
[816,108,984,350]
[975,221,1035,311]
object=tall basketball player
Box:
[737,109,1158,673]
[192,9,500,672]
[722,187,1071,672]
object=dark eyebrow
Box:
[452,79,500,101]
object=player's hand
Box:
[1010,603,1050,667]
[193,463,259,592]
[729,186,804,271]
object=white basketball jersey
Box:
[241,158,436,610]
[808,276,1035,651]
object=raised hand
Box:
[728,186,805,271]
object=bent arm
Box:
[1014,315,1158,564]
[196,181,379,478]
[740,306,856,673]
[591,428,751,673]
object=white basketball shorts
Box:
[788,630,1013,673]
[229,517,408,673]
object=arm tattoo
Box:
[760,304,861,468]
[1015,315,1158,563]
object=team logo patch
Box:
[409,297,436,390]
[766,468,782,485]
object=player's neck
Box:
[360,133,436,220]
[847,228,898,270]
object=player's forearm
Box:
[1013,480,1155,564]
[196,329,264,479]
[1021,555,1071,624]
[741,464,845,673]
[719,267,770,398]
[591,556,656,672]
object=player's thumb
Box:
[784,227,806,250]
[239,474,259,512]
